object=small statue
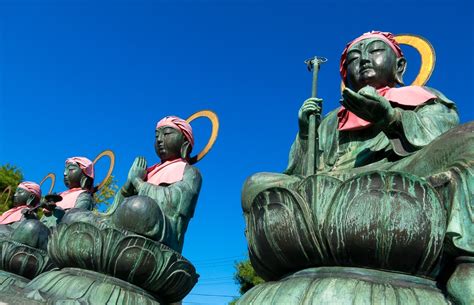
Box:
[0,182,54,286]
[41,157,95,227]
[240,31,474,304]
[0,182,41,228]
[111,116,202,253]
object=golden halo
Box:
[340,34,436,90]
[186,110,219,165]
[40,173,56,194]
[93,150,116,191]
[1,186,12,206]
[394,34,435,86]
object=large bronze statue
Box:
[240,31,473,304]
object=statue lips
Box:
[360,67,376,83]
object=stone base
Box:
[237,267,450,305]
[21,268,164,305]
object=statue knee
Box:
[10,220,50,250]
[111,195,168,242]
[447,258,474,305]
[242,172,300,212]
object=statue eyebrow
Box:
[367,40,387,49]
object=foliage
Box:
[0,164,24,213]
[230,259,264,304]
[93,175,119,212]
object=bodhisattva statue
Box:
[240,31,473,304]
[0,182,54,294]
[40,157,95,227]
[0,182,41,228]
[0,181,49,250]
[110,115,202,253]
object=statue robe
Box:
[244,86,473,256]
[0,205,27,225]
[110,159,202,253]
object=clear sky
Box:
[0,0,473,304]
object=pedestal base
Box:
[237,267,450,305]
[0,269,29,293]
[22,268,164,305]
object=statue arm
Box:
[135,165,202,252]
[383,89,459,156]
[285,110,337,175]
[74,192,94,210]
[134,165,202,218]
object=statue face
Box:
[345,38,398,91]
[13,187,31,206]
[63,162,83,189]
[155,126,185,162]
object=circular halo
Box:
[186,110,219,165]
[394,34,436,86]
[93,150,116,191]
[40,173,56,194]
[1,186,12,207]
[340,34,436,90]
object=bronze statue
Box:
[0,182,55,295]
[240,31,473,304]
[40,157,95,227]
[0,182,41,228]
[109,116,202,253]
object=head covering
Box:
[18,181,41,200]
[340,31,404,83]
[156,116,195,148]
[65,157,95,179]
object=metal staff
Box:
[304,56,327,176]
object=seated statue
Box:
[0,182,41,228]
[0,182,53,287]
[0,182,50,250]
[108,116,202,253]
[41,157,95,228]
[241,31,473,304]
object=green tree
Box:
[230,259,264,304]
[93,175,119,212]
[0,164,24,213]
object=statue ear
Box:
[26,193,36,206]
[80,175,92,191]
[395,57,407,86]
[180,141,192,160]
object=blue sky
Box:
[1,0,473,304]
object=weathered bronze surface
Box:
[239,32,473,304]
[0,114,216,304]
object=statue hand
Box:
[128,156,147,184]
[342,86,395,125]
[298,97,322,138]
[21,208,38,220]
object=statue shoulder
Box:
[422,86,456,106]
[184,164,202,183]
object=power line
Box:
[189,293,238,298]
[192,255,246,263]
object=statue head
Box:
[64,157,95,191]
[13,181,41,207]
[340,31,407,91]
[155,116,194,162]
